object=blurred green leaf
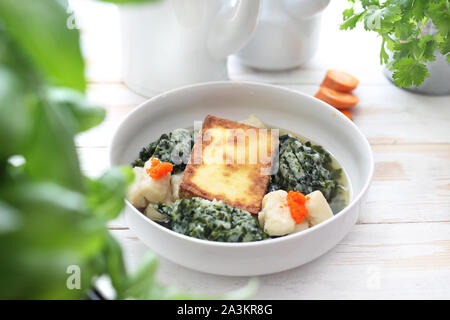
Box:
[98,0,161,4]
[123,252,258,300]
[0,200,21,234]
[125,252,159,299]
[86,167,133,221]
[0,66,31,157]
[0,27,43,89]
[0,181,105,299]
[0,0,85,92]
[104,233,129,299]
[48,88,106,133]
[2,181,86,214]
[24,98,84,191]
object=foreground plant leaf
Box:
[124,252,258,300]
[340,0,450,88]
[48,88,106,134]
[0,0,85,92]
[86,167,134,221]
[24,100,84,192]
[0,67,30,157]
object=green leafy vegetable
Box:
[269,135,342,203]
[154,198,269,242]
[132,128,196,173]
[340,0,450,88]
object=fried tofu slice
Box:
[179,115,278,214]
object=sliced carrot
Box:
[315,86,359,109]
[340,109,353,120]
[321,70,359,92]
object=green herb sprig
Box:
[340,0,450,88]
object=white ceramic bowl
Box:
[110,81,374,276]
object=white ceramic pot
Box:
[236,0,330,70]
[110,81,374,276]
[119,0,261,97]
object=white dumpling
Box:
[305,190,334,226]
[162,187,173,205]
[293,219,309,233]
[259,190,296,236]
[259,189,333,237]
[257,210,265,227]
[127,167,148,208]
[127,164,171,209]
[239,114,267,129]
[170,172,184,200]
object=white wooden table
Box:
[72,0,450,299]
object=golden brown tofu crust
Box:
[179,115,277,214]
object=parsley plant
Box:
[341,0,450,88]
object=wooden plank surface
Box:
[72,0,450,299]
[109,224,450,300]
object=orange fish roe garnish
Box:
[286,190,309,224]
[150,157,160,167]
[146,157,173,180]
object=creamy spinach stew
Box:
[127,115,350,242]
[155,198,269,242]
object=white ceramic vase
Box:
[119,0,261,97]
[236,0,330,71]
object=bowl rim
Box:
[110,80,374,248]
